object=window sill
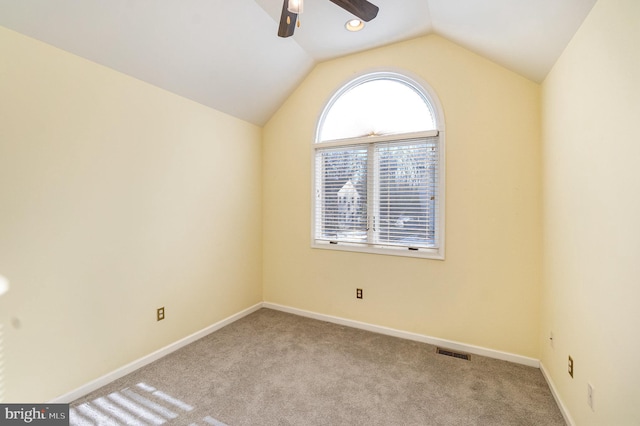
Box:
[312,241,444,260]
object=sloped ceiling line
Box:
[0,0,597,125]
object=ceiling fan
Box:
[278,0,379,38]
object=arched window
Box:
[313,72,445,259]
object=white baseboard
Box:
[263,302,540,368]
[51,303,263,403]
[540,362,574,426]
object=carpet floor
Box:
[71,308,565,425]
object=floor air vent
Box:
[436,347,471,361]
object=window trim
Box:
[311,71,445,260]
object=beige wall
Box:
[263,35,542,358]
[0,27,263,402]
[540,0,640,424]
[8,5,638,420]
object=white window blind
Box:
[315,145,369,244]
[314,135,439,251]
[374,137,439,249]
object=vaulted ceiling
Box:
[0,0,597,125]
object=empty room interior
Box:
[0,0,639,424]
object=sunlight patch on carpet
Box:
[69,382,226,425]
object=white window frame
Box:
[312,71,445,260]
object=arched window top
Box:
[317,72,439,143]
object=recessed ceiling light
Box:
[345,19,365,32]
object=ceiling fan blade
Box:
[278,0,298,38]
[329,0,379,22]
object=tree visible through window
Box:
[313,72,444,259]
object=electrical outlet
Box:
[568,355,574,378]
[587,383,594,410]
[157,307,165,321]
[356,288,363,299]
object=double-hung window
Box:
[313,72,445,259]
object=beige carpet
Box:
[71,308,565,425]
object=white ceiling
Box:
[0,0,596,125]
